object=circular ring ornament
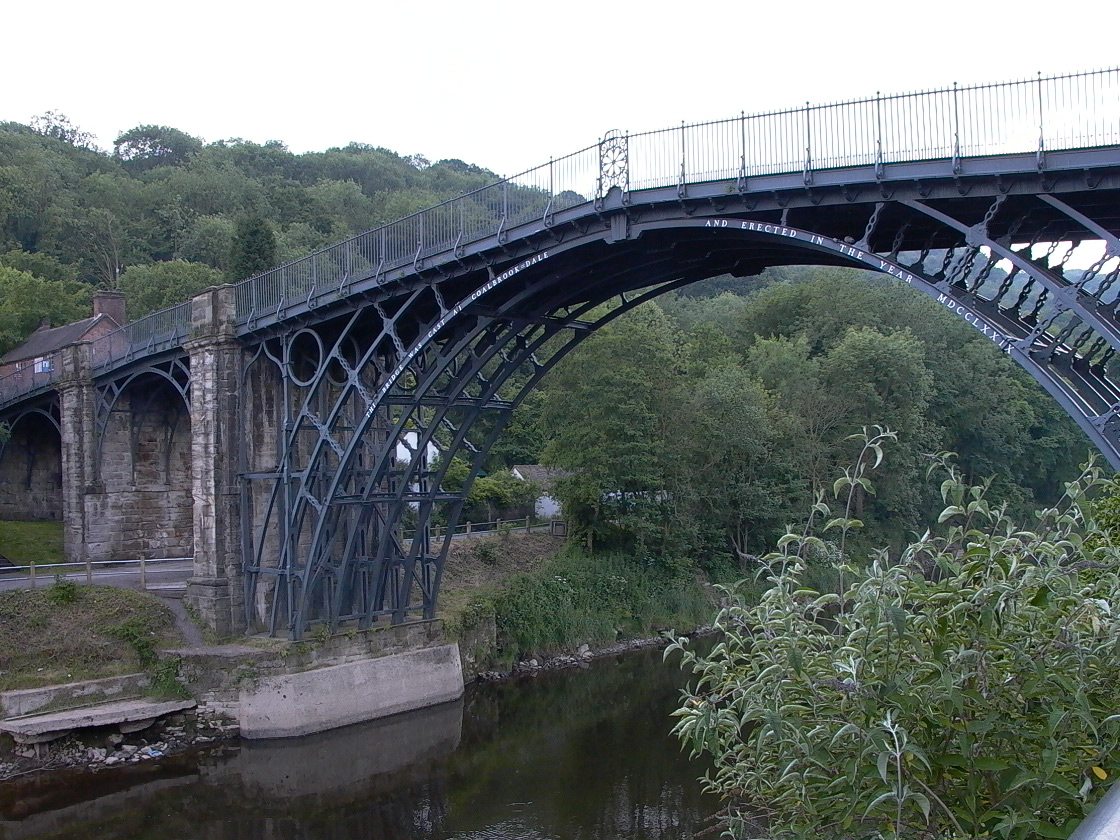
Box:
[288,329,325,387]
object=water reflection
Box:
[0,646,716,840]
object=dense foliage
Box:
[0,114,502,331]
[668,437,1120,839]
[519,267,1087,572]
[450,543,717,667]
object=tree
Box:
[0,265,90,355]
[117,260,225,317]
[0,249,77,284]
[228,215,277,281]
[174,215,235,271]
[29,111,98,150]
[113,125,202,172]
[672,363,800,565]
[467,470,538,522]
[670,442,1120,840]
[538,303,682,553]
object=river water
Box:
[0,646,719,840]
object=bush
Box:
[493,548,713,661]
[670,447,1120,840]
[46,575,80,605]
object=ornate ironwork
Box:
[597,130,629,199]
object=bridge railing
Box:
[231,68,1118,329]
[0,352,63,408]
[0,301,193,409]
[234,143,602,325]
[88,301,193,375]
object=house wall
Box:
[534,495,562,519]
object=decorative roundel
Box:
[599,130,628,188]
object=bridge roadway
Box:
[0,69,1118,639]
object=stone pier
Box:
[184,286,244,637]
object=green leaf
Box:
[938,505,967,522]
[863,789,896,817]
[1032,819,1071,838]
[973,757,1009,771]
[908,790,931,822]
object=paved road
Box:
[0,561,191,593]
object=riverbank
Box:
[443,535,725,675]
[0,706,238,782]
[0,626,712,785]
[0,531,724,783]
[477,631,710,681]
[2,635,718,840]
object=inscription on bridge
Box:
[702,219,1014,355]
[363,250,553,425]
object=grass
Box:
[442,532,721,667]
[0,519,65,567]
[439,532,566,626]
[0,583,183,691]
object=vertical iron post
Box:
[952,81,962,174]
[678,121,687,198]
[875,91,884,179]
[1037,71,1047,171]
[738,110,747,190]
[803,101,813,185]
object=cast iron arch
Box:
[244,205,1120,638]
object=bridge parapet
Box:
[229,69,1119,333]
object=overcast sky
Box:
[4,0,1110,177]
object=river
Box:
[0,645,719,840]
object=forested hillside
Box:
[0,114,499,353]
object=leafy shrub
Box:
[107,617,159,667]
[670,442,1120,840]
[46,575,80,605]
[493,548,712,661]
[148,657,188,699]
[474,540,499,565]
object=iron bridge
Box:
[1,69,1119,638]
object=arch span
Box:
[243,206,1120,637]
[0,403,63,522]
[87,366,194,563]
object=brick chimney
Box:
[92,290,126,326]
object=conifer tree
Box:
[228,216,278,281]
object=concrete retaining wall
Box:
[236,644,463,739]
[172,620,464,739]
